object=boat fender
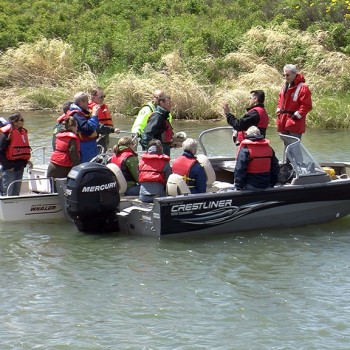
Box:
[196,154,216,186]
[167,174,191,196]
[106,163,128,196]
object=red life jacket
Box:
[1,124,31,161]
[111,148,137,182]
[238,139,273,173]
[88,102,113,126]
[172,155,197,184]
[147,112,173,143]
[138,153,170,184]
[50,131,80,167]
[237,106,269,143]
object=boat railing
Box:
[198,126,236,157]
[5,177,56,196]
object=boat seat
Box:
[291,173,331,185]
[167,174,191,196]
[196,154,233,192]
[106,163,128,196]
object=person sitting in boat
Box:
[223,90,269,145]
[47,116,80,179]
[0,113,32,196]
[138,139,171,203]
[234,126,279,191]
[110,136,140,196]
[172,138,207,194]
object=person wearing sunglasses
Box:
[276,64,312,139]
[0,113,32,196]
[89,87,120,152]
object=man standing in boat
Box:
[276,64,312,139]
[0,113,32,196]
[131,89,173,137]
[234,126,279,191]
[89,87,120,152]
[140,93,174,156]
[223,90,269,145]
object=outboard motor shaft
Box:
[65,162,120,233]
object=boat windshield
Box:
[198,127,237,158]
[280,134,326,177]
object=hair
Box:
[157,93,170,103]
[63,116,77,131]
[73,92,89,105]
[90,86,103,97]
[250,90,265,104]
[182,138,197,154]
[245,126,261,137]
[147,139,163,154]
[62,101,73,113]
[283,64,298,74]
[8,112,22,123]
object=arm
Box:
[194,163,207,193]
[294,85,312,119]
[67,139,80,166]
[0,133,13,169]
[226,110,260,131]
[163,162,172,183]
[126,156,139,183]
[74,113,99,135]
[234,147,250,189]
[270,152,280,186]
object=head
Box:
[182,138,198,155]
[63,116,77,132]
[249,90,265,107]
[62,101,73,113]
[245,126,261,138]
[90,87,106,105]
[8,112,24,129]
[152,89,164,106]
[147,139,163,154]
[283,64,298,85]
[158,94,172,111]
[113,136,134,153]
[73,92,89,110]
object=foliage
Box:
[0,0,350,127]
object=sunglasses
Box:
[283,74,290,77]
[97,95,106,98]
[18,119,24,122]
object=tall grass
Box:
[0,26,350,129]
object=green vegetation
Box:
[0,0,349,128]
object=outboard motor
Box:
[65,162,120,233]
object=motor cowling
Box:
[65,162,120,233]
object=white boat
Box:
[62,127,350,237]
[0,147,65,222]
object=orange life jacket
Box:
[111,148,136,182]
[138,153,170,184]
[50,131,80,167]
[172,155,197,184]
[238,139,273,173]
[1,124,31,161]
[89,102,113,126]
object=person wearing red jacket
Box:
[89,87,120,152]
[48,116,80,179]
[0,113,32,196]
[138,139,171,203]
[276,64,312,139]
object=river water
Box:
[1,112,350,349]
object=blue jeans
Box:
[1,168,24,196]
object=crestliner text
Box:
[171,199,233,213]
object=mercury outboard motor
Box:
[65,162,120,233]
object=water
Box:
[1,111,350,349]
